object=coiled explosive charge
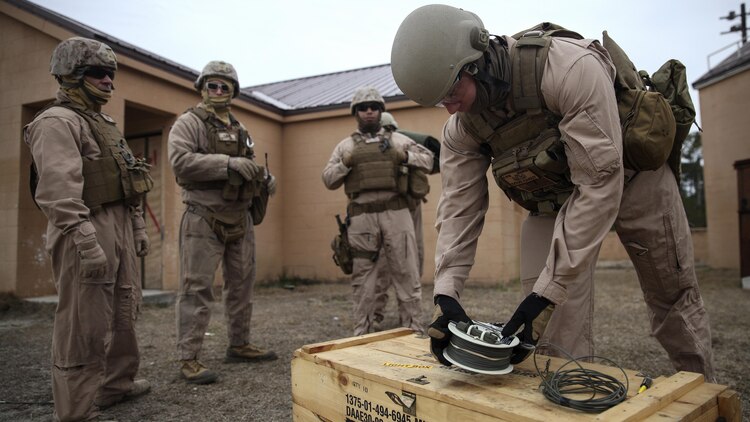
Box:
[444,321,518,373]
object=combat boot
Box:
[180,359,218,384]
[94,379,151,409]
[225,344,278,363]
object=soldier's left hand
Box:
[132,213,150,257]
[501,293,554,364]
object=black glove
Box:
[501,293,555,364]
[427,295,471,366]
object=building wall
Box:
[698,68,750,269]
[1,3,715,297]
[1,4,285,296]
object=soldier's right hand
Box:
[228,157,261,181]
[77,239,108,279]
[427,295,471,366]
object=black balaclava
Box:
[469,37,512,114]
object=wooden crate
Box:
[291,328,741,422]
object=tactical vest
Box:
[177,107,263,201]
[344,131,408,197]
[32,100,153,209]
[459,26,596,214]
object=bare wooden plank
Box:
[293,402,333,422]
[640,382,724,421]
[595,372,705,421]
[298,327,413,355]
[717,389,742,422]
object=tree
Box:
[679,132,706,227]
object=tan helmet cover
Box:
[380,112,399,129]
[50,37,117,77]
[195,61,240,98]
[391,4,489,106]
[350,86,385,115]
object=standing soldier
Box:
[24,37,152,421]
[371,112,441,329]
[169,61,277,385]
[391,4,714,381]
[322,87,434,336]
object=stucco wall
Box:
[0,2,721,297]
[698,69,750,270]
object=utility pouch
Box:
[222,169,244,201]
[126,157,153,196]
[491,128,571,213]
[408,168,430,199]
[397,165,409,195]
[618,89,676,171]
[209,211,246,243]
[250,185,269,226]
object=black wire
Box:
[532,342,629,413]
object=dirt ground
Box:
[0,265,747,421]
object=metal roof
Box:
[8,0,407,116]
[693,41,750,89]
[243,64,407,115]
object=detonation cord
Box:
[447,333,513,372]
[533,342,629,413]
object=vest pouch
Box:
[357,161,399,192]
[82,156,126,208]
[222,170,243,201]
[619,89,676,171]
[238,173,263,202]
[408,169,430,199]
[125,157,153,197]
[491,129,571,212]
[209,211,246,243]
[397,165,409,195]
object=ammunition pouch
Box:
[188,206,247,244]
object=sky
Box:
[27,0,746,124]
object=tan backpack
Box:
[512,23,694,174]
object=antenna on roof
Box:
[721,3,748,45]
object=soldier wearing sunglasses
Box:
[322,87,434,336]
[24,37,152,421]
[168,61,278,385]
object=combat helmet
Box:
[350,86,385,115]
[380,112,399,130]
[195,61,240,98]
[50,37,117,77]
[391,5,489,106]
